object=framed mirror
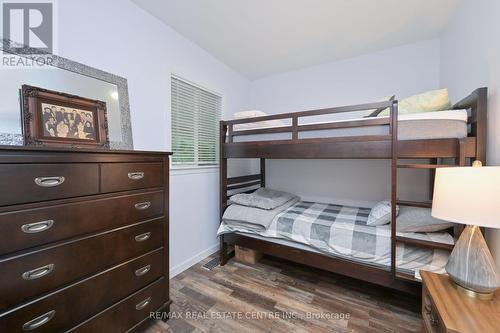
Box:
[0,38,133,149]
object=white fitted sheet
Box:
[231,109,468,142]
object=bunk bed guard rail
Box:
[221,100,398,145]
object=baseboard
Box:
[169,243,220,278]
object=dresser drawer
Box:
[422,286,445,333]
[0,191,164,255]
[0,164,99,206]
[101,163,163,193]
[69,278,168,333]
[0,249,164,333]
[0,218,163,311]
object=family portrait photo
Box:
[41,103,96,140]
[22,85,109,148]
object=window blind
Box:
[171,76,221,167]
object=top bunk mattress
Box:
[230,109,468,142]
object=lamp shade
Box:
[432,166,500,228]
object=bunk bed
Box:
[218,88,487,295]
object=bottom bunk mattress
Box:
[218,200,453,279]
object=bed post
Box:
[429,158,437,200]
[475,88,487,165]
[453,87,488,165]
[448,140,466,241]
[219,121,228,265]
[260,158,266,188]
[390,100,398,279]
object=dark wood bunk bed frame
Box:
[218,88,487,295]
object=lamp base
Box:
[451,280,495,300]
[445,225,500,298]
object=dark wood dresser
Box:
[0,147,171,333]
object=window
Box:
[171,75,221,167]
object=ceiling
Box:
[133,0,462,80]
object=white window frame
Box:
[170,74,222,170]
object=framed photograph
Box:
[21,85,109,148]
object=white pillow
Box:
[367,201,399,226]
[396,207,455,233]
[233,110,285,131]
[378,89,451,117]
[234,110,267,119]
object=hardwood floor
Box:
[142,254,423,333]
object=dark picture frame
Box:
[21,85,109,148]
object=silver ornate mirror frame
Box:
[0,38,133,150]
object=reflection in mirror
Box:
[0,39,133,149]
[0,68,121,141]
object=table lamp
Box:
[432,161,500,300]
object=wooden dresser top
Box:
[0,146,172,163]
[0,145,172,155]
[421,271,500,333]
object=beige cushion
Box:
[396,206,455,233]
[367,201,399,226]
[378,89,451,117]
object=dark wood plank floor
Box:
[143,254,423,333]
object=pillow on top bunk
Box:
[230,188,298,210]
[378,89,452,117]
[364,95,395,118]
[396,206,455,233]
[233,110,285,131]
[234,110,267,119]
[367,201,399,226]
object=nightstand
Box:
[420,270,500,333]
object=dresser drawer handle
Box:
[22,310,55,331]
[429,313,439,327]
[135,232,151,242]
[135,297,151,310]
[135,264,151,277]
[34,176,65,187]
[128,172,145,180]
[134,201,151,210]
[21,220,54,234]
[22,264,54,280]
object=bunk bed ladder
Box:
[393,146,468,282]
[391,88,488,283]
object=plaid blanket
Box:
[218,201,452,278]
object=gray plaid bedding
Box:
[218,201,453,278]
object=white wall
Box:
[244,40,442,206]
[249,39,441,113]
[440,0,500,268]
[56,0,250,275]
